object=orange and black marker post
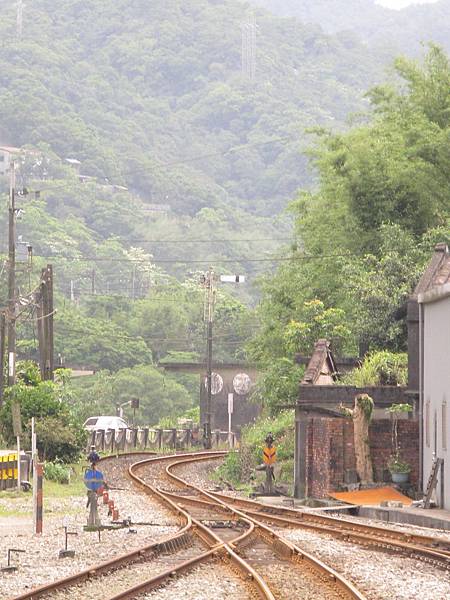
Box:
[263,433,276,494]
[263,445,276,465]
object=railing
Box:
[87,428,236,453]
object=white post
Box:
[228,393,234,448]
[16,435,21,491]
[32,417,37,532]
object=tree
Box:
[342,394,374,484]
[249,298,351,412]
[0,362,86,462]
[71,365,194,426]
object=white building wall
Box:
[422,296,450,509]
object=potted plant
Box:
[387,453,411,483]
[386,403,413,483]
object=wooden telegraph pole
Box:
[0,311,6,406]
[7,161,16,387]
[36,265,54,381]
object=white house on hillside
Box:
[0,146,21,176]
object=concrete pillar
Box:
[294,409,308,499]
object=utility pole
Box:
[36,265,54,381]
[203,268,216,450]
[200,271,246,449]
[131,265,136,300]
[7,161,16,387]
[0,311,6,406]
[241,15,257,81]
[91,269,96,295]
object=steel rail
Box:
[129,452,275,600]
[10,451,221,600]
[161,453,367,600]
[164,454,450,569]
[210,490,450,552]
[206,491,450,568]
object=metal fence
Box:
[87,428,235,453]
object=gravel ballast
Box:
[174,454,450,599]
[140,560,253,600]
[280,527,450,600]
[0,458,178,600]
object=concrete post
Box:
[294,410,308,499]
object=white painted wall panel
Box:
[423,297,450,508]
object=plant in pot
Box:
[387,453,411,484]
[386,403,413,483]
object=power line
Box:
[27,135,296,196]
[50,322,255,345]
[124,237,295,244]
[31,252,361,265]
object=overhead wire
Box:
[26,252,360,265]
[28,134,296,195]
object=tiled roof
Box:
[413,243,450,297]
[0,145,21,154]
[301,339,338,385]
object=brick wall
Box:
[305,417,419,498]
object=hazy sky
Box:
[376,0,439,8]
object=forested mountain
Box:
[0,1,448,425]
[250,0,450,54]
[0,0,386,218]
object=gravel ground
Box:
[242,539,343,600]
[0,483,178,599]
[173,455,450,599]
[170,458,223,491]
[100,453,159,490]
[140,560,253,600]
[45,541,206,600]
[280,527,450,600]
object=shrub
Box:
[44,461,71,484]
[343,351,407,387]
[217,410,295,485]
[0,362,87,462]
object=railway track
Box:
[12,451,365,600]
[131,451,366,600]
[166,452,450,570]
[11,450,450,599]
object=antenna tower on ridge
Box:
[17,0,24,38]
[241,14,257,82]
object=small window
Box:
[442,400,447,451]
[426,399,430,448]
[84,417,98,426]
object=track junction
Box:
[10,451,450,600]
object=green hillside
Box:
[0,1,448,426]
[0,0,385,217]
